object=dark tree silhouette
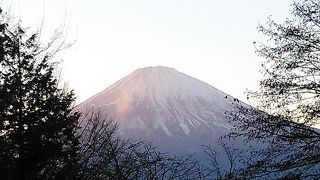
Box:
[0,8,80,180]
[230,0,320,179]
[76,109,210,180]
[202,140,244,180]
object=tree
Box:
[0,8,80,179]
[230,0,320,178]
[76,109,209,179]
[202,140,244,180]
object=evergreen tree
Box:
[0,8,80,180]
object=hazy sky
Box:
[2,0,294,104]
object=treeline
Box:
[1,0,320,179]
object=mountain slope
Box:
[77,66,237,154]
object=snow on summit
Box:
[77,66,237,154]
[106,66,225,101]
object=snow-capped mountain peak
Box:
[77,66,236,153]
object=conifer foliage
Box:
[0,9,80,179]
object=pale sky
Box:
[1,0,293,104]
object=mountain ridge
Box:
[77,66,237,154]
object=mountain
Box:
[77,66,237,156]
